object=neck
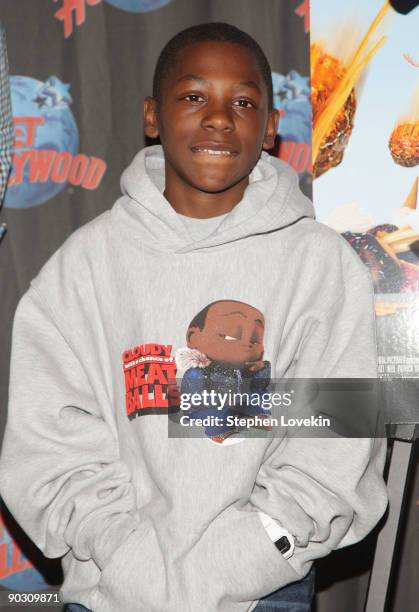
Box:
[164,175,249,219]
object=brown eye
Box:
[183,94,205,104]
[233,99,255,109]
[219,334,238,341]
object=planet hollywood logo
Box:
[272,69,312,176]
[53,0,173,38]
[5,76,106,209]
[294,0,310,34]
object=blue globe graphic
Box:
[4,76,78,209]
[271,70,311,146]
[105,0,172,12]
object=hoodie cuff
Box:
[207,509,303,600]
[86,513,139,570]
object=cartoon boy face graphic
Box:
[175,299,272,444]
[186,300,265,370]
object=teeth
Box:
[195,148,233,155]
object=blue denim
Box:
[64,568,314,612]
[253,567,315,611]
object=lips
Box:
[190,142,239,156]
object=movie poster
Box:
[311,0,419,379]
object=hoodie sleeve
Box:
[250,257,388,577]
[0,286,139,569]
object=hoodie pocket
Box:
[93,520,173,612]
[92,511,303,612]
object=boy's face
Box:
[187,301,265,366]
[144,41,278,198]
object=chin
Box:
[197,184,234,194]
[192,176,244,194]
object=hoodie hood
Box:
[116,144,314,253]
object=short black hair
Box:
[153,22,274,110]
[188,302,214,332]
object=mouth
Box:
[190,142,239,157]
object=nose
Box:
[201,100,234,132]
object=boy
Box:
[0,23,387,612]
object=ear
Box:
[144,96,160,139]
[187,327,201,349]
[262,109,279,151]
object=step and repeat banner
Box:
[0,0,310,605]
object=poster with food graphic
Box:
[311,0,419,377]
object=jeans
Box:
[253,567,315,611]
[64,568,314,612]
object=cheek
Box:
[217,342,241,361]
[207,337,225,352]
[242,121,268,149]
[205,339,234,360]
[160,109,197,134]
[157,111,180,141]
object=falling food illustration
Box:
[334,178,419,301]
[311,1,390,178]
[310,42,357,178]
[388,89,419,167]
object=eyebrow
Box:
[223,311,246,318]
[175,75,261,93]
[223,312,265,326]
[237,80,261,92]
[175,74,207,85]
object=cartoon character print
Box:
[175,300,272,444]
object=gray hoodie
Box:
[0,146,387,611]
